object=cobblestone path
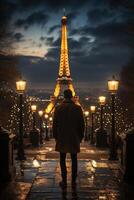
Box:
[0,140,134,200]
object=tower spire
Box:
[63,8,66,16]
[58,14,71,79]
[45,15,79,114]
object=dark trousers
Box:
[60,153,77,182]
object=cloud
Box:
[70,20,134,50]
[67,11,79,25]
[47,12,78,35]
[19,0,89,11]
[18,55,58,84]
[14,11,49,28]
[109,0,134,10]
[2,0,134,89]
[87,8,115,26]
[48,25,60,34]
[40,36,54,46]
[0,1,17,26]
[14,32,24,42]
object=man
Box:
[53,89,85,189]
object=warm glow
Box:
[16,80,26,94]
[44,114,49,119]
[68,84,75,96]
[31,105,37,112]
[49,148,52,151]
[33,159,40,167]
[45,15,78,114]
[38,110,43,117]
[108,76,119,94]
[84,111,89,117]
[99,96,106,105]
[49,117,53,121]
[45,102,54,114]
[14,45,48,58]
[54,83,60,97]
[92,160,97,168]
[90,106,96,113]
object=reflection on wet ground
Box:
[0,140,134,199]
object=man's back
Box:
[53,99,85,153]
[52,89,85,188]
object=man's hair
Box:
[64,89,73,99]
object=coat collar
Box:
[63,99,74,104]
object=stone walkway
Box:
[0,140,134,200]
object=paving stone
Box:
[1,140,134,200]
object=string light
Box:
[94,96,134,135]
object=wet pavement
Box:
[0,140,134,200]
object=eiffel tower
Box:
[46,15,79,114]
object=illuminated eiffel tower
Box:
[46,15,79,113]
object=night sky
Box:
[1,0,134,90]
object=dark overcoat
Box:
[53,99,85,153]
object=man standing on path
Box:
[53,89,85,189]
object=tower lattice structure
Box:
[46,15,79,113]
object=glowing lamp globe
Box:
[31,105,37,112]
[99,96,106,106]
[90,106,96,113]
[108,76,119,94]
[49,117,53,121]
[84,111,89,117]
[45,114,49,119]
[38,110,43,117]
[16,80,26,94]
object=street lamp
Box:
[90,106,96,144]
[31,105,37,129]
[108,75,119,160]
[30,104,40,147]
[38,110,44,144]
[84,111,89,141]
[16,79,26,160]
[44,113,49,141]
[99,96,106,130]
[96,96,108,148]
[49,117,53,138]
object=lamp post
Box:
[108,75,119,160]
[16,79,26,160]
[30,104,40,147]
[98,96,106,131]
[96,96,108,147]
[49,117,53,138]
[44,113,49,141]
[38,110,44,145]
[90,106,96,144]
[31,105,37,129]
[84,111,89,141]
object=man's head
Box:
[64,89,73,99]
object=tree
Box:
[119,58,134,124]
[0,1,21,129]
[0,0,15,54]
[0,55,21,85]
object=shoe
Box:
[59,180,67,189]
